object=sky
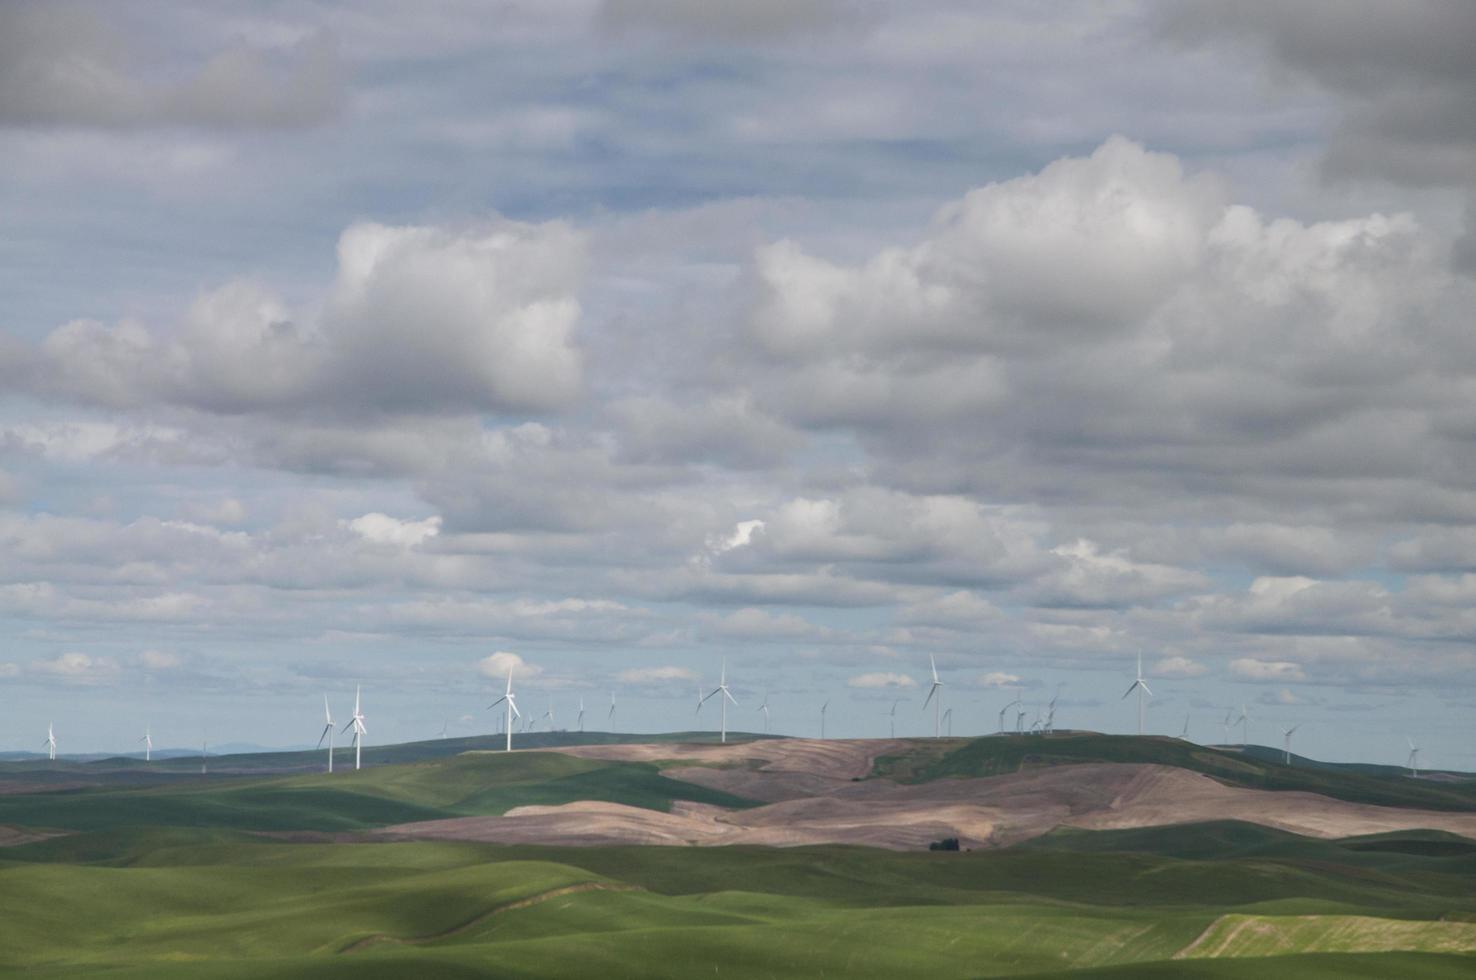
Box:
[2,0,1475,765]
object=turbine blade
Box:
[923,684,937,709]
[489,695,508,709]
[929,653,939,684]
[1121,681,1139,699]
[510,702,521,719]
[725,689,738,705]
[1139,681,1153,697]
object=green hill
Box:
[872,734,1476,812]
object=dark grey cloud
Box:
[1160,0,1476,187]
[0,2,344,129]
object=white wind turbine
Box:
[820,700,828,740]
[1406,737,1421,776]
[943,707,953,737]
[1281,724,1300,765]
[578,697,585,733]
[1222,709,1234,746]
[1015,704,1028,733]
[757,692,770,734]
[694,682,705,725]
[1237,703,1249,746]
[44,722,56,761]
[317,695,336,773]
[1121,652,1152,736]
[201,736,208,775]
[1180,713,1190,741]
[888,698,900,738]
[341,685,367,771]
[608,690,616,731]
[543,704,555,731]
[140,725,152,763]
[922,654,944,738]
[439,720,448,740]
[700,659,738,743]
[488,668,520,752]
[999,693,1021,734]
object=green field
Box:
[1,735,1472,977]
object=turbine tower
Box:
[820,700,828,740]
[1180,713,1190,741]
[317,695,336,773]
[757,692,770,734]
[700,659,738,743]
[999,694,1021,734]
[608,690,616,731]
[1121,652,1152,736]
[1222,709,1234,746]
[139,725,152,763]
[44,723,56,761]
[694,682,704,725]
[888,698,899,738]
[1281,724,1300,765]
[943,707,953,737]
[201,736,208,775]
[341,685,367,771]
[439,720,448,740]
[1406,737,1421,776]
[1237,704,1249,746]
[543,704,555,731]
[488,668,520,752]
[577,697,585,733]
[922,655,944,738]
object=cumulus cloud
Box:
[29,218,586,418]
[476,651,539,681]
[344,513,442,548]
[976,671,1021,688]
[847,671,916,689]
[1154,655,1207,678]
[1229,658,1307,682]
[616,665,697,684]
[0,4,344,129]
[30,652,120,683]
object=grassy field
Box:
[871,733,1476,812]
[0,734,1472,976]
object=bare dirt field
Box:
[372,739,1476,851]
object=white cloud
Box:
[976,671,1021,688]
[1154,655,1207,678]
[138,649,181,670]
[476,651,540,681]
[1229,658,1307,682]
[616,665,697,684]
[847,671,916,689]
[30,652,120,684]
[344,513,442,548]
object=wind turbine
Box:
[999,694,1021,734]
[700,659,738,743]
[694,682,705,725]
[1180,713,1190,741]
[318,695,336,773]
[577,697,585,733]
[922,654,944,738]
[1222,709,1234,746]
[139,725,152,763]
[439,720,448,740]
[1281,724,1300,765]
[608,690,616,731]
[44,723,56,762]
[201,736,208,775]
[1121,652,1152,736]
[488,668,520,752]
[1045,692,1059,734]
[341,685,367,771]
[1015,705,1027,733]
[543,704,555,731]
[943,707,953,737]
[888,698,900,738]
[757,692,770,734]
[820,700,828,740]
[1406,737,1421,776]
[1237,703,1249,746]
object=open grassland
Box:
[1,735,1473,976]
[2,826,1474,978]
[872,733,1476,812]
[0,751,758,833]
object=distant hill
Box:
[871,733,1476,812]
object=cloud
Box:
[1229,658,1307,682]
[702,607,835,641]
[0,5,344,129]
[476,651,539,681]
[138,649,181,670]
[1160,1,1476,187]
[976,671,1021,688]
[30,218,587,418]
[29,652,120,684]
[1154,655,1207,678]
[598,0,861,41]
[344,513,442,548]
[847,671,916,689]
[616,665,697,684]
